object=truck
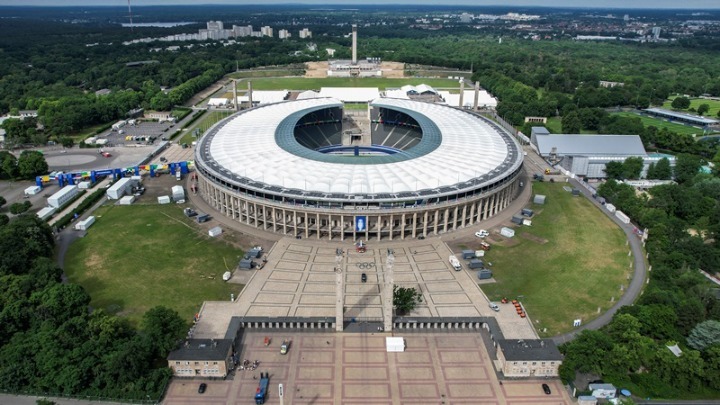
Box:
[254,372,269,404]
[449,255,462,271]
[280,339,291,355]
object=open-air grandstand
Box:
[370,107,423,151]
[195,97,523,241]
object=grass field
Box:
[664,96,720,117]
[64,204,244,326]
[613,111,709,136]
[237,77,460,91]
[480,182,630,337]
[544,117,597,134]
[177,110,234,144]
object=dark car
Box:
[198,383,207,394]
[361,273,367,283]
[542,383,551,395]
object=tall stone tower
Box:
[351,24,358,65]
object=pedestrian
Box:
[253,375,256,380]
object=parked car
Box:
[101,152,111,158]
[542,383,551,395]
[361,273,367,283]
[475,230,489,238]
[489,302,500,312]
[198,383,207,394]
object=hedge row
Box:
[53,187,105,230]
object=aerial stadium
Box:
[194,97,524,240]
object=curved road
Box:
[551,177,648,344]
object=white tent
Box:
[386,337,405,352]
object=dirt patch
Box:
[380,61,405,78]
[519,232,549,244]
[305,62,328,78]
[487,236,522,248]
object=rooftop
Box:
[498,339,563,361]
[167,338,233,361]
[644,107,719,125]
[532,129,647,157]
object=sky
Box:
[0,0,718,9]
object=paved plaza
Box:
[163,332,572,405]
[193,238,537,340]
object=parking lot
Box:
[99,119,175,147]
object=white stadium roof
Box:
[202,98,519,196]
[318,87,380,103]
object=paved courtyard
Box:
[193,238,537,340]
[163,332,571,405]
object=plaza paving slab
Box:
[192,237,538,340]
[163,332,572,405]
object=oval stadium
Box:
[194,97,524,240]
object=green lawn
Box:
[237,77,459,91]
[64,204,244,325]
[664,96,720,117]
[613,111,709,136]
[178,110,234,144]
[544,116,597,134]
[481,182,630,337]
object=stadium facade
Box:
[194,97,524,240]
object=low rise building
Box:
[167,339,234,378]
[496,339,563,377]
[530,126,676,178]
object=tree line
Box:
[560,159,720,397]
[0,214,187,401]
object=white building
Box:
[299,28,312,38]
[278,29,291,39]
[207,21,224,31]
[261,26,273,37]
[47,185,79,209]
[233,25,253,37]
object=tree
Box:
[0,195,6,208]
[142,306,187,358]
[604,161,625,179]
[697,103,710,116]
[0,151,18,179]
[623,156,644,179]
[654,157,673,180]
[561,111,582,134]
[393,285,423,314]
[59,137,74,148]
[0,214,8,227]
[8,201,31,215]
[16,151,48,179]
[671,96,691,110]
[674,154,703,184]
[688,320,720,351]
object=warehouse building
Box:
[530,127,676,179]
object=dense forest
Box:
[0,215,186,401]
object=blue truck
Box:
[254,372,269,404]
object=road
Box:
[551,177,648,345]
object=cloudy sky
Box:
[0,0,717,9]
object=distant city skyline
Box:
[0,0,718,10]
